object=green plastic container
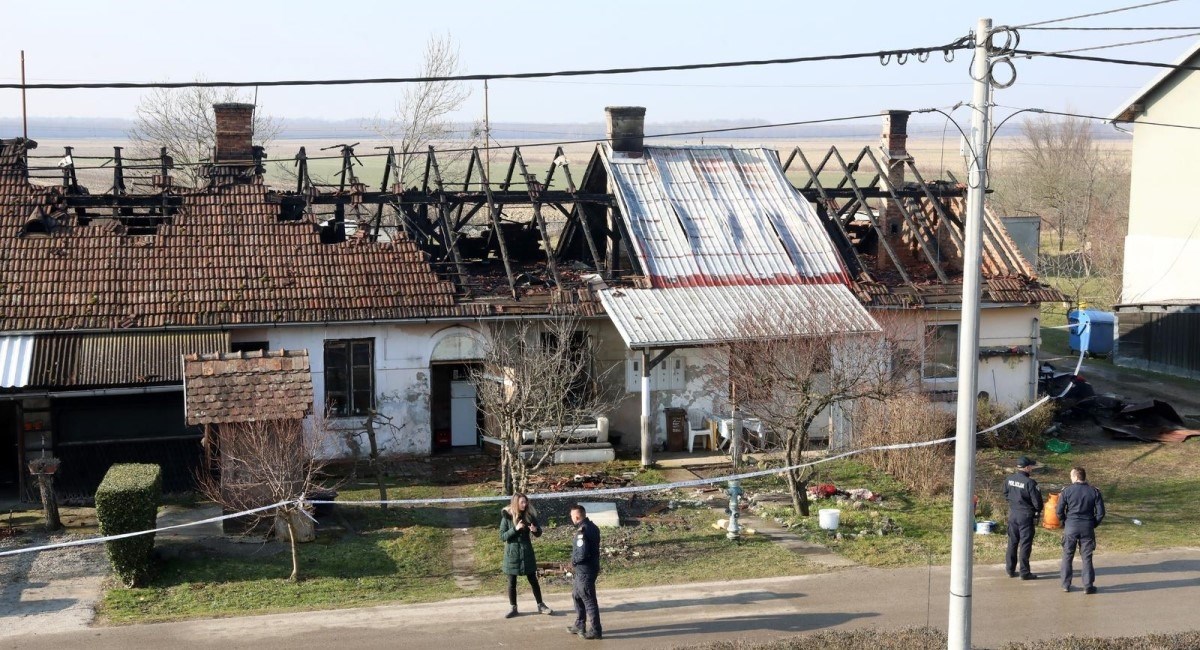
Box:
[1046,438,1072,454]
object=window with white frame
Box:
[922,324,958,380]
[324,338,375,417]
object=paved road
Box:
[3,548,1198,649]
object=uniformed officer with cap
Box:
[1003,455,1044,579]
[566,504,602,640]
[1057,466,1105,594]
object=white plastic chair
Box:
[687,411,713,452]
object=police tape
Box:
[0,499,294,558]
[1,349,1090,556]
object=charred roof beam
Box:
[861,148,950,283]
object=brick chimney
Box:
[606,106,646,155]
[878,110,912,270]
[213,103,255,164]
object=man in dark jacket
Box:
[1057,466,1105,594]
[1003,455,1044,579]
[567,504,602,640]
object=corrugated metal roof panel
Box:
[598,284,878,349]
[29,330,229,387]
[0,335,34,388]
[603,145,850,289]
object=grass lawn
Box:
[754,423,1200,568]
[98,459,816,624]
[98,481,461,625]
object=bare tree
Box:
[367,34,477,190]
[473,316,623,495]
[717,322,912,517]
[128,83,281,188]
[990,114,1131,306]
[195,419,330,581]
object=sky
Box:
[2,0,1198,131]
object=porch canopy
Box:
[599,283,877,350]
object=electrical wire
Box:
[995,105,1200,130]
[1018,31,1200,57]
[24,111,903,171]
[1014,49,1200,71]
[1021,25,1200,30]
[0,39,971,91]
[1013,0,1180,29]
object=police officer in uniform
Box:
[567,503,602,640]
[1057,466,1105,594]
[1003,455,1043,579]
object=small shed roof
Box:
[183,349,313,425]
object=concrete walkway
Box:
[4,547,1198,649]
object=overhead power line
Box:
[31,111,922,171]
[1014,49,1200,71]
[996,105,1200,130]
[1014,0,1180,29]
[1021,25,1200,30]
[1019,31,1200,56]
[0,39,971,91]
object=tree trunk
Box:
[285,515,300,582]
[364,414,388,509]
[501,445,514,496]
[37,474,61,532]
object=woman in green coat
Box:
[500,492,553,618]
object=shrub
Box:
[851,394,953,497]
[95,463,162,587]
[1004,399,1057,450]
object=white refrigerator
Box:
[449,381,478,446]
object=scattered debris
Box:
[1099,399,1200,443]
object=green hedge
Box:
[95,463,162,587]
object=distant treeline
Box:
[0,116,1129,141]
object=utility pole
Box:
[948,17,992,650]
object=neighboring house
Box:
[0,102,1062,497]
[575,108,1062,451]
[1109,40,1200,379]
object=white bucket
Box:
[974,520,996,535]
[818,508,841,531]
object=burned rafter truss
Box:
[783,145,974,287]
[281,144,616,298]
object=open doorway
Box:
[0,401,18,498]
[430,363,481,453]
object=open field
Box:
[23,136,1131,195]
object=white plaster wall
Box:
[1123,57,1200,303]
[266,322,488,460]
[877,305,1040,408]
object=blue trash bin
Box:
[1068,309,1115,356]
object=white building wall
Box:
[1122,54,1200,304]
[254,322,489,460]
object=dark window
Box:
[324,339,375,417]
[231,340,270,354]
[923,324,959,380]
[540,330,592,407]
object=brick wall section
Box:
[183,349,313,425]
[213,103,255,163]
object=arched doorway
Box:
[429,328,486,452]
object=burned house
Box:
[0,101,1061,496]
